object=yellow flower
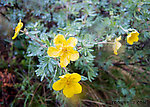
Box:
[47,34,79,67]
[113,36,122,55]
[127,31,139,45]
[53,73,82,98]
[12,19,23,40]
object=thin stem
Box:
[57,61,68,73]
[82,99,106,105]
[119,25,128,33]
[57,61,61,68]
[23,30,47,48]
[63,67,68,73]
[65,33,69,37]
[29,82,42,106]
[97,42,114,44]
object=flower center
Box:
[66,76,73,85]
[62,47,68,53]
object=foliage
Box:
[0,0,150,106]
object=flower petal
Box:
[67,37,78,47]
[12,19,23,40]
[47,47,60,57]
[12,32,19,40]
[116,36,121,41]
[73,83,82,94]
[70,73,81,82]
[54,34,66,48]
[52,79,66,91]
[60,53,70,67]
[127,34,134,45]
[127,36,133,45]
[132,31,139,37]
[114,50,118,55]
[59,74,71,79]
[113,41,121,55]
[15,19,23,32]
[127,31,139,45]
[134,36,139,42]
[132,32,139,42]
[63,83,82,98]
[63,84,74,98]
[69,50,79,61]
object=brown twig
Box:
[29,82,42,106]
[24,31,47,48]
[82,99,106,106]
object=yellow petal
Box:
[113,36,122,55]
[52,79,66,91]
[12,32,19,40]
[69,50,79,61]
[67,37,78,47]
[54,34,66,48]
[131,32,139,42]
[114,51,118,55]
[73,83,82,94]
[63,83,82,98]
[59,74,71,79]
[127,31,139,45]
[63,84,74,98]
[133,36,139,42]
[132,31,139,37]
[127,34,133,45]
[70,73,81,82]
[127,34,134,45]
[116,36,121,41]
[116,42,121,50]
[12,19,23,40]
[113,41,121,55]
[60,53,70,67]
[47,47,60,57]
[15,19,23,32]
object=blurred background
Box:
[0,0,150,107]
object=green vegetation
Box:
[0,0,149,106]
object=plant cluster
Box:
[0,0,150,106]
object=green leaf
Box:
[81,76,88,81]
[121,88,128,95]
